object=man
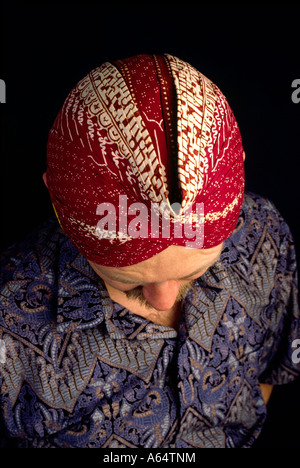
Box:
[0,54,299,448]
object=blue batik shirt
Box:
[0,192,299,448]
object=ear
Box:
[42,172,48,188]
[243,151,246,162]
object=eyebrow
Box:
[104,258,220,285]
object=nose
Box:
[142,281,180,311]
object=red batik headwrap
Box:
[46,54,245,266]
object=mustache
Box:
[124,280,195,309]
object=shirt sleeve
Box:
[259,204,300,385]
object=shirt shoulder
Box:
[0,217,64,282]
[243,191,288,220]
[223,191,295,264]
[0,218,74,326]
[0,217,107,332]
[243,191,291,235]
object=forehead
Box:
[92,244,223,283]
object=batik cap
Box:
[46,54,245,266]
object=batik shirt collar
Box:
[56,239,234,343]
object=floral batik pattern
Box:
[0,192,299,448]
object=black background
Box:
[0,1,300,448]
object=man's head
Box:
[88,242,223,312]
[45,53,244,271]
